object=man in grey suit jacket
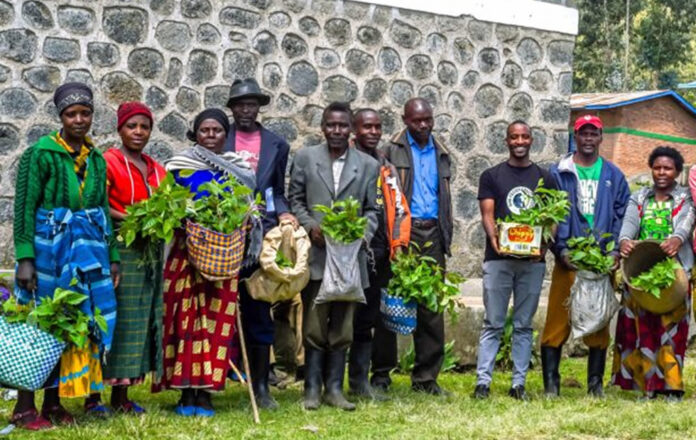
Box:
[288,102,381,411]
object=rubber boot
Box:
[348,341,388,401]
[587,348,606,397]
[323,350,356,411]
[303,348,323,410]
[541,345,561,397]
[249,345,278,410]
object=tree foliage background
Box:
[573,0,696,99]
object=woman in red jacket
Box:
[86,102,166,414]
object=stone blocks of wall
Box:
[0,0,575,272]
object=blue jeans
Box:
[475,259,545,387]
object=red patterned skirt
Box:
[155,231,238,391]
[612,287,690,393]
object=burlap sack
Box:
[245,221,311,303]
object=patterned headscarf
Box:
[53,82,93,116]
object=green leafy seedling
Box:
[387,243,466,318]
[630,258,681,299]
[567,232,615,274]
[501,178,570,243]
[314,197,367,244]
[2,283,107,349]
[275,249,295,269]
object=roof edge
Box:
[571,90,696,119]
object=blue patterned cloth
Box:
[171,169,226,199]
[15,207,117,352]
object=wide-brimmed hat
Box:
[226,78,271,107]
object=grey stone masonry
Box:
[0,1,576,275]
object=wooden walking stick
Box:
[236,302,260,424]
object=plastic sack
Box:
[0,316,65,391]
[58,342,104,398]
[245,221,311,303]
[569,270,620,339]
[380,288,417,335]
[315,236,366,304]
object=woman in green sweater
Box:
[12,82,120,430]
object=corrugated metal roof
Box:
[570,90,667,108]
[570,90,696,118]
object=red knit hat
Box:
[117,101,153,130]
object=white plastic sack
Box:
[569,270,620,339]
[315,236,366,304]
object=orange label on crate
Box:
[507,225,535,243]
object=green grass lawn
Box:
[2,357,696,439]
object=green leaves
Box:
[501,178,570,243]
[2,284,106,349]
[567,232,615,274]
[191,178,261,234]
[388,244,466,317]
[630,258,681,299]
[118,174,261,255]
[118,173,193,247]
[275,249,294,269]
[314,197,367,244]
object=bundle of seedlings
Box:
[314,197,367,244]
[2,287,107,349]
[567,233,616,274]
[387,243,465,318]
[498,178,570,256]
[629,258,681,299]
[118,173,194,247]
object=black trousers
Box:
[353,248,389,343]
[301,280,356,351]
[410,223,446,385]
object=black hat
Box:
[226,78,271,108]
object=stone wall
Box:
[0,0,576,274]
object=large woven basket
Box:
[0,316,65,391]
[621,240,688,314]
[185,220,246,281]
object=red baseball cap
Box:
[574,114,603,132]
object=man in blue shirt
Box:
[381,98,454,395]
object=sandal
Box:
[84,401,112,418]
[114,401,146,415]
[41,405,75,425]
[174,405,196,417]
[10,409,53,431]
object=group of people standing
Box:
[474,114,695,403]
[9,77,454,430]
[10,74,694,431]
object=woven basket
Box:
[380,289,417,335]
[185,220,246,281]
[0,316,66,390]
[621,240,688,314]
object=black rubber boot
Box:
[249,345,278,410]
[541,346,562,397]
[303,348,323,410]
[587,348,606,398]
[348,341,388,401]
[323,350,356,411]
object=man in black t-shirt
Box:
[472,121,557,401]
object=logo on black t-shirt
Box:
[506,186,535,215]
